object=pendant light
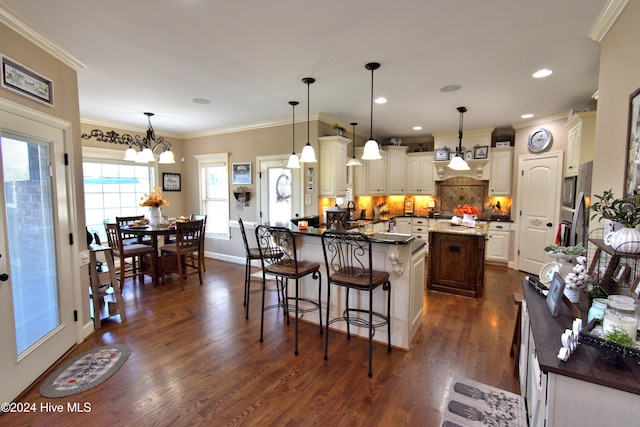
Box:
[299,77,317,163]
[286,101,301,169]
[447,106,471,170]
[361,62,382,160]
[346,122,362,167]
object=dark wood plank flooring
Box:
[3,259,526,426]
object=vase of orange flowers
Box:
[454,204,481,227]
[139,187,170,226]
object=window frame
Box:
[195,152,230,239]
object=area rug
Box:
[39,344,130,398]
[440,376,525,427]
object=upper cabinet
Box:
[368,150,388,195]
[319,136,349,197]
[489,148,513,196]
[353,147,368,196]
[406,152,435,195]
[564,111,596,177]
[387,146,407,195]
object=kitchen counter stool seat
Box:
[255,225,322,356]
[321,230,392,377]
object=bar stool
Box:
[255,225,322,356]
[238,216,273,319]
[321,230,392,377]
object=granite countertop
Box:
[428,221,488,236]
[291,225,416,245]
[392,214,512,223]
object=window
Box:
[196,153,229,237]
[83,147,155,240]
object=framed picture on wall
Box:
[473,145,489,159]
[232,162,252,185]
[624,87,640,199]
[162,173,181,192]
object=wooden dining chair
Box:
[159,219,204,290]
[189,214,207,271]
[104,222,156,293]
[115,215,151,245]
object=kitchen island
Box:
[427,221,488,298]
[286,226,425,350]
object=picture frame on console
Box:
[474,145,488,159]
[624,86,640,199]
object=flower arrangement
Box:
[564,256,591,289]
[590,189,640,228]
[454,204,481,217]
[139,187,170,207]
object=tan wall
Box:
[592,1,640,202]
[0,21,87,323]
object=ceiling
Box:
[0,0,607,140]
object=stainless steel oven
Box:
[562,176,577,208]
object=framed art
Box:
[632,275,640,298]
[473,145,489,159]
[434,148,449,161]
[613,263,630,284]
[162,173,181,192]
[232,162,252,185]
[624,87,640,199]
[1,55,54,105]
[546,272,566,317]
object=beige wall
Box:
[592,0,640,202]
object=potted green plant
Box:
[333,123,346,137]
[590,189,640,253]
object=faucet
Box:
[347,200,356,220]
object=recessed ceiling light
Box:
[440,84,462,92]
[192,98,211,104]
[521,113,534,119]
[413,126,422,131]
[375,97,387,104]
[532,69,552,78]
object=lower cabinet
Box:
[486,221,510,263]
[410,244,426,332]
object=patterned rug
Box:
[440,376,525,427]
[39,344,130,398]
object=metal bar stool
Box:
[321,230,392,377]
[255,225,322,356]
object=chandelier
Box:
[81,112,175,164]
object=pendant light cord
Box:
[457,106,467,156]
[289,101,298,154]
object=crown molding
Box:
[588,0,629,42]
[180,113,321,139]
[512,112,570,130]
[0,5,84,71]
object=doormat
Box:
[440,376,525,427]
[39,344,130,398]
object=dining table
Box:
[121,224,176,286]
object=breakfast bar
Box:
[287,226,426,350]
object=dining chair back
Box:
[115,215,151,245]
[159,219,204,289]
[189,214,207,271]
[320,230,392,377]
[255,225,322,355]
[104,222,156,293]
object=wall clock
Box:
[528,127,553,152]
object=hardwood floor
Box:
[3,259,526,426]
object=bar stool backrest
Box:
[321,230,374,288]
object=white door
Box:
[0,108,76,402]
[257,156,303,226]
[517,151,563,274]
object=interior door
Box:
[517,151,563,274]
[0,108,75,402]
[257,156,302,226]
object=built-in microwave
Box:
[562,176,577,208]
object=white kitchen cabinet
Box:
[486,221,510,263]
[489,148,513,196]
[353,147,368,196]
[386,146,407,195]
[395,217,412,234]
[367,151,387,195]
[319,136,349,197]
[406,152,435,195]
[564,111,596,177]
[411,217,430,249]
[410,244,426,333]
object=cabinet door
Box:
[489,149,513,196]
[353,147,368,196]
[486,230,509,261]
[368,153,387,195]
[410,247,426,335]
[407,154,434,195]
[395,218,412,234]
[387,147,407,194]
[319,137,348,197]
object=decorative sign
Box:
[162,173,181,192]
[1,55,53,105]
[232,162,252,185]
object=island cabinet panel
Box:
[427,223,486,298]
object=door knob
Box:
[547,223,553,227]
[0,273,9,281]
